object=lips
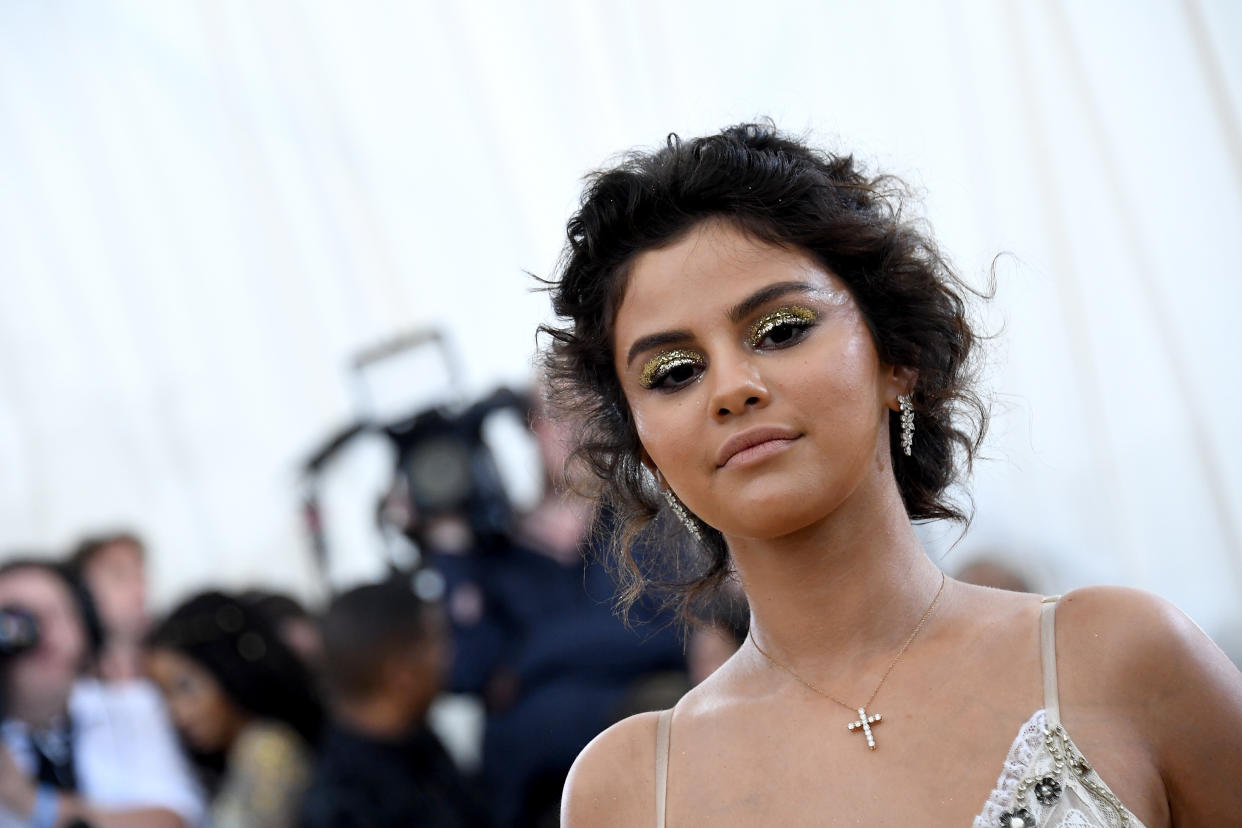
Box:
[716,425,801,469]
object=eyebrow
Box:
[726,281,819,324]
[625,330,694,367]
[624,280,819,366]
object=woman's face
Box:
[147,648,249,754]
[612,219,905,540]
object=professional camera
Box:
[386,386,528,542]
[301,329,535,582]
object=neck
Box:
[729,474,945,687]
[98,641,145,682]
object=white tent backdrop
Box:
[1,1,1239,641]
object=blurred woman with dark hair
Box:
[146,591,322,828]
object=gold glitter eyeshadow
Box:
[747,305,818,347]
[639,349,703,389]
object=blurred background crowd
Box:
[1,0,1240,825]
[0,398,737,826]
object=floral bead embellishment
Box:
[999,808,1036,828]
[1033,776,1062,806]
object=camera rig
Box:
[300,329,531,584]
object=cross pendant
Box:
[846,707,882,750]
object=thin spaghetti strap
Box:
[1040,595,1062,727]
[654,708,673,828]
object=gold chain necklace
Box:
[747,571,947,751]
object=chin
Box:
[181,729,220,755]
[709,492,833,540]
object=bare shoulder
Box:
[561,710,662,828]
[1053,585,1235,687]
[1055,585,1242,821]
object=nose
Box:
[708,352,770,421]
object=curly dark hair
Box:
[146,591,323,753]
[539,122,987,622]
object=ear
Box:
[884,365,918,411]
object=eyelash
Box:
[639,349,704,390]
[746,305,818,348]
[638,306,820,392]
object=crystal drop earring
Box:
[898,394,915,457]
[663,488,703,543]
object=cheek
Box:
[165,678,218,727]
[197,697,230,732]
[825,325,878,384]
[164,693,199,732]
[48,617,86,667]
[798,335,883,425]
[173,690,230,748]
[189,679,226,715]
[174,697,196,724]
[631,398,700,468]
[97,591,127,620]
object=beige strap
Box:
[1040,595,1062,726]
[654,708,673,828]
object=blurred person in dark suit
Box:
[147,592,321,828]
[429,399,686,828]
[300,577,486,828]
[0,558,202,828]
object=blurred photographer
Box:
[0,559,202,828]
[429,397,686,827]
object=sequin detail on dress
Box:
[971,709,1146,828]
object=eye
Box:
[639,349,705,391]
[747,306,818,350]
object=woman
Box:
[146,591,322,828]
[548,123,1242,826]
